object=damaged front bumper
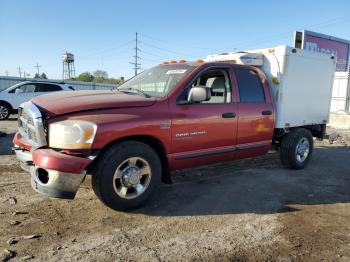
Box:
[13,133,92,199]
[30,166,86,200]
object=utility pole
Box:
[34,62,41,75]
[17,66,22,78]
[130,32,141,76]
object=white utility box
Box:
[206,46,336,129]
[250,46,336,128]
[205,52,264,66]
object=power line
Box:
[24,16,348,79]
[17,66,22,78]
[139,32,224,51]
[141,57,162,63]
[78,40,133,59]
[34,62,41,75]
[130,32,141,76]
[63,15,350,77]
[140,50,172,60]
[78,48,133,61]
[139,40,198,58]
[139,15,350,56]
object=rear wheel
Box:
[280,128,313,169]
[92,141,161,211]
[0,103,10,120]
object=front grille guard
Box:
[18,101,47,149]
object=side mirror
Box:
[15,89,23,95]
[187,86,211,103]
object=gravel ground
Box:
[0,116,350,261]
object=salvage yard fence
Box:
[0,76,118,92]
[330,72,350,113]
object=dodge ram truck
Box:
[13,46,336,211]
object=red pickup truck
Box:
[13,57,330,211]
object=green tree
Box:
[34,73,40,79]
[103,77,125,85]
[40,72,47,79]
[93,70,108,79]
[75,72,94,82]
[72,71,125,85]
[93,70,108,83]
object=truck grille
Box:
[18,102,47,148]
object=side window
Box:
[235,68,265,103]
[8,87,17,93]
[36,83,63,92]
[21,84,36,93]
[9,84,36,93]
[190,69,232,104]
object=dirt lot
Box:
[1,116,350,261]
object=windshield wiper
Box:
[117,87,151,98]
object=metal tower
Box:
[130,32,141,76]
[62,52,76,79]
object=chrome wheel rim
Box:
[295,137,310,163]
[113,157,152,199]
[0,106,9,119]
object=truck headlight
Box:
[49,120,97,149]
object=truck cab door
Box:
[169,66,238,169]
[233,67,275,159]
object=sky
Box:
[0,0,350,80]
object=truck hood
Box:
[31,90,156,116]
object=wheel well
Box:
[0,100,13,112]
[303,124,326,139]
[91,135,172,184]
[273,124,326,149]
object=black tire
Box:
[280,128,313,169]
[0,103,11,120]
[92,141,161,211]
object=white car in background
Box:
[0,81,74,120]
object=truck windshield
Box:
[118,64,195,98]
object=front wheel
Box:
[92,141,161,211]
[280,128,313,169]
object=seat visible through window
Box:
[200,69,231,104]
[207,77,226,103]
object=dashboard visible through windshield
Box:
[117,64,195,98]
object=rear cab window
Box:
[234,68,265,103]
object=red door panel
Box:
[169,103,238,169]
[168,66,238,170]
[232,66,275,159]
[237,103,274,146]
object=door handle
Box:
[222,112,236,118]
[262,110,272,116]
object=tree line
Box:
[72,70,125,85]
